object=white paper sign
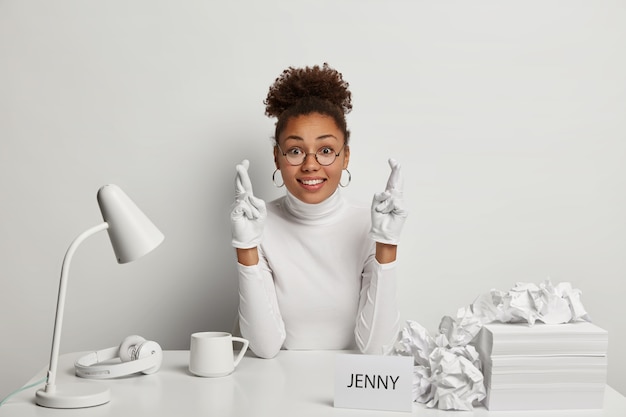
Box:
[334,353,413,412]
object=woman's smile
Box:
[299,177,326,188]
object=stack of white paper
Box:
[473,321,608,411]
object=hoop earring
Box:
[339,169,351,188]
[272,169,285,188]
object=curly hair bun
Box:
[264,63,352,118]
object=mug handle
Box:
[232,337,249,368]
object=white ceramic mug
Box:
[189,332,249,377]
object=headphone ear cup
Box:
[134,340,163,374]
[119,335,147,362]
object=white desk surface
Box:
[1,350,625,416]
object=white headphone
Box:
[75,335,163,379]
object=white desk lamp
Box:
[35,184,164,409]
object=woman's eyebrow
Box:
[283,134,339,141]
[283,135,303,141]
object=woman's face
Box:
[274,112,350,204]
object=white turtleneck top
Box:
[237,189,400,358]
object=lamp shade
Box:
[97,184,164,263]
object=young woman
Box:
[230,64,407,358]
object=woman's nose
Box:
[301,153,320,170]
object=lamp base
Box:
[36,383,110,408]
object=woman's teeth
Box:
[301,179,324,185]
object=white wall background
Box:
[1,0,625,401]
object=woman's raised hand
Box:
[369,158,408,245]
[231,160,267,249]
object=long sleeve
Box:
[237,262,286,358]
[354,257,401,354]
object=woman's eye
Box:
[319,147,334,155]
[287,148,303,156]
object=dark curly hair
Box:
[264,63,352,144]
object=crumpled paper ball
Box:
[387,280,590,410]
[428,345,485,410]
[391,320,486,410]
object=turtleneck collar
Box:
[283,189,346,225]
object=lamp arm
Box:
[43,222,109,392]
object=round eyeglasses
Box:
[277,143,346,166]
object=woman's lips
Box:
[298,178,326,190]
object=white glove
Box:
[230,160,267,249]
[369,158,408,245]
